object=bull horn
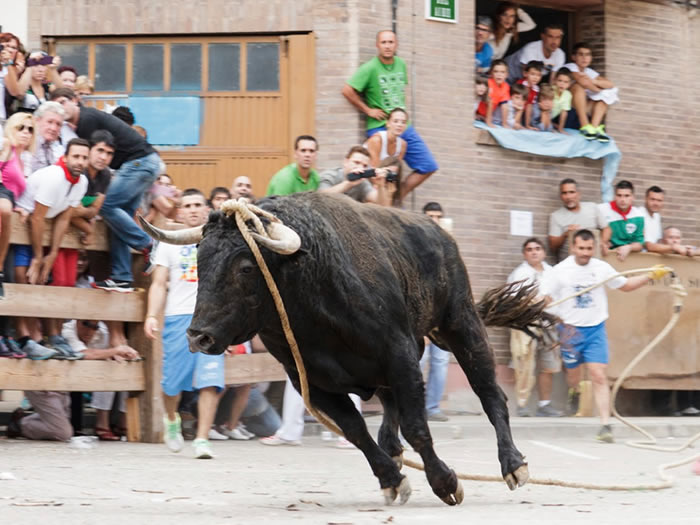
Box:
[250,222,301,255]
[138,216,204,245]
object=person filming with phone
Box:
[319,145,395,206]
[14,51,64,113]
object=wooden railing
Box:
[0,213,285,442]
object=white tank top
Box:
[366,130,404,160]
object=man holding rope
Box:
[540,229,669,443]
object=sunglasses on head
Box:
[81,321,99,330]
[17,124,34,133]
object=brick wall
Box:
[28,0,700,363]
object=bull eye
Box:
[240,266,253,274]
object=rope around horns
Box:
[226,199,696,492]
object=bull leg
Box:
[385,350,463,506]
[293,379,411,505]
[375,388,404,470]
[439,315,529,490]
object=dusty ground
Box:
[1,416,699,524]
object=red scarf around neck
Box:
[57,156,80,185]
[609,200,631,221]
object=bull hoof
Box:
[392,454,403,471]
[440,480,464,506]
[504,464,530,491]
[382,477,412,505]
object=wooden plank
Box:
[225,352,286,384]
[126,396,142,442]
[0,360,145,391]
[10,212,109,252]
[475,129,499,146]
[620,375,700,390]
[0,284,146,322]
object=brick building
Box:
[24,0,700,364]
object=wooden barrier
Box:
[0,213,286,443]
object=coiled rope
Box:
[225,200,696,491]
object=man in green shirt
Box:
[266,135,320,196]
[342,30,438,201]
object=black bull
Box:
[142,192,553,506]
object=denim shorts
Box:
[161,314,225,396]
[367,124,439,174]
[0,184,15,206]
[557,322,609,369]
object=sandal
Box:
[95,427,120,441]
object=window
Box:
[51,37,281,95]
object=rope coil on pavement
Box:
[228,203,696,492]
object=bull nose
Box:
[186,329,216,354]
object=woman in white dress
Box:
[489,2,536,60]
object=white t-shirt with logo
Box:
[16,164,88,218]
[153,242,199,316]
[540,256,627,327]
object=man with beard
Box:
[548,178,605,261]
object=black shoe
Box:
[595,125,611,143]
[7,408,26,438]
[92,279,134,293]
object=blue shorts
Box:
[161,314,225,396]
[557,322,609,369]
[14,245,33,267]
[367,124,438,174]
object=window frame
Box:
[52,35,283,97]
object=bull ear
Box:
[138,216,204,245]
[249,222,301,255]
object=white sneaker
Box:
[208,427,229,440]
[336,437,356,449]
[193,438,214,459]
[227,426,253,441]
[236,423,255,439]
[163,415,184,453]
[259,435,301,446]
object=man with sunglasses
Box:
[7,319,140,441]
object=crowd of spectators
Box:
[474,2,618,142]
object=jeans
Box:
[420,342,450,415]
[241,387,282,438]
[100,152,161,281]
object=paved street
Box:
[2,415,699,524]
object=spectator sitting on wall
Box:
[475,16,494,75]
[508,237,563,418]
[342,29,438,201]
[485,60,510,128]
[548,178,605,262]
[209,186,231,210]
[52,88,162,292]
[599,180,645,261]
[30,101,66,173]
[551,68,573,133]
[319,145,386,204]
[266,135,319,196]
[71,130,114,247]
[364,107,407,167]
[73,75,93,102]
[14,138,90,360]
[505,23,565,84]
[231,175,254,201]
[530,84,554,132]
[474,76,489,121]
[649,226,697,257]
[517,61,542,130]
[14,51,64,113]
[6,320,140,442]
[57,66,77,89]
[560,42,618,143]
[489,2,536,60]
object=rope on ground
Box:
[227,203,693,492]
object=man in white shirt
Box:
[560,42,618,142]
[505,23,565,84]
[14,138,89,360]
[507,238,562,417]
[548,178,605,262]
[639,186,664,249]
[540,229,668,443]
[144,188,224,459]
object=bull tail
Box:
[476,281,558,338]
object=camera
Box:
[27,55,54,67]
[347,168,375,181]
[385,171,399,183]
